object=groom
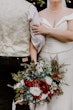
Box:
[0,0,45,110]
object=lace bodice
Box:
[40,13,73,55]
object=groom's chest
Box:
[0,0,28,24]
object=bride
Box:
[30,0,73,110]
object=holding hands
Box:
[32,23,49,35]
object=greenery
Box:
[27,0,46,7]
[7,56,67,105]
[27,0,71,7]
[66,0,71,3]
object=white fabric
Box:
[12,100,16,110]
[47,0,66,7]
[29,5,45,53]
[36,13,73,110]
[40,13,73,54]
[0,0,45,56]
[29,102,48,110]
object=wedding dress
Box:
[35,13,73,110]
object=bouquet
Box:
[8,56,67,105]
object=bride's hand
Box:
[32,23,49,35]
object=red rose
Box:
[33,95,41,99]
[24,80,33,87]
[54,89,58,93]
[48,93,53,97]
[24,79,28,84]
[40,81,49,94]
[53,72,59,79]
[32,79,40,86]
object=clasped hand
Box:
[32,23,49,35]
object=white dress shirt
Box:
[0,0,45,56]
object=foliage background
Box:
[27,0,73,11]
[27,0,47,11]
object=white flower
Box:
[29,102,35,110]
[45,76,52,85]
[36,64,43,73]
[30,87,42,96]
[50,90,54,94]
[40,93,48,100]
[52,82,57,86]
[39,61,44,67]
[53,87,57,90]
[15,99,23,104]
[38,68,43,73]
[14,80,24,89]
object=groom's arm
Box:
[28,4,45,53]
[30,40,37,63]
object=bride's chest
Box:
[41,17,68,29]
[43,13,67,28]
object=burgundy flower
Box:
[24,80,33,87]
[39,81,49,94]
[33,95,41,99]
[32,79,41,86]
[53,72,59,79]
[54,89,58,93]
[48,93,53,97]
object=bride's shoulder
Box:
[64,7,73,15]
[39,8,48,17]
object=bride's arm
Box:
[32,20,73,42]
[46,20,73,42]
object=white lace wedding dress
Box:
[34,13,73,110]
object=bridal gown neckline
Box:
[39,12,73,55]
[41,13,73,28]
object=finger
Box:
[32,29,39,33]
[32,24,37,26]
[32,26,38,29]
[32,28,38,31]
[32,28,37,30]
[33,32,40,35]
[32,24,39,26]
[32,30,39,33]
[34,33,40,35]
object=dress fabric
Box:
[36,13,73,110]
